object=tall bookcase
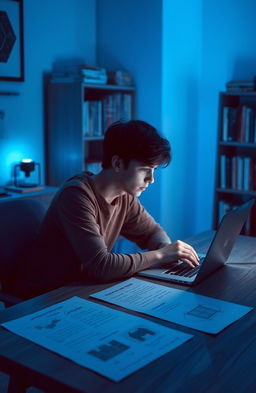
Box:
[213,91,256,236]
[46,80,135,186]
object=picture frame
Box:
[0,0,24,81]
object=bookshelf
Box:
[46,80,135,186]
[213,91,256,236]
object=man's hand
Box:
[157,240,199,268]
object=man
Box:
[14,120,199,298]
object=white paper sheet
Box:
[91,278,253,334]
[2,296,192,382]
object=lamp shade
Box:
[20,159,35,177]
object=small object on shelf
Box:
[13,159,41,188]
[107,70,133,86]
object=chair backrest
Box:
[0,198,46,280]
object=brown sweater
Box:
[14,172,170,297]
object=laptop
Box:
[138,199,255,286]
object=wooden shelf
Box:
[83,136,104,141]
[219,141,256,148]
[83,83,135,92]
[216,188,256,196]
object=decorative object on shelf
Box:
[0,0,24,81]
[5,159,44,193]
[107,70,133,86]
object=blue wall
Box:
[162,0,256,240]
[2,0,256,242]
[196,0,256,235]
[162,0,202,240]
[97,0,163,222]
[0,0,96,186]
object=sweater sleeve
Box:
[56,187,157,282]
[121,196,171,249]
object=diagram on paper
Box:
[186,305,220,320]
[35,319,61,330]
[128,326,155,342]
[88,340,129,361]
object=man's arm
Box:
[120,197,199,269]
[143,229,171,250]
[57,187,198,283]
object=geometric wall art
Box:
[0,0,24,81]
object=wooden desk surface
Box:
[1,232,256,393]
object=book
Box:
[219,155,226,188]
[237,106,247,143]
[52,64,108,84]
[237,156,244,190]
[243,157,251,191]
[4,186,45,193]
[222,106,229,141]
[51,75,107,84]
[228,106,238,141]
[226,80,255,92]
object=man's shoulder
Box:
[63,171,93,189]
[57,172,96,202]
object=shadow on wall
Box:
[182,75,200,237]
[52,57,99,70]
[232,58,256,80]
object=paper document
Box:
[2,296,192,382]
[91,278,253,334]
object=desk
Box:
[1,232,256,393]
[0,186,58,209]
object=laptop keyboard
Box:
[164,259,204,278]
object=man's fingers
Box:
[181,258,196,268]
[176,241,199,265]
[178,251,199,266]
[183,244,199,261]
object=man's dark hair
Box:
[102,120,171,169]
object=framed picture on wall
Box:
[0,0,24,81]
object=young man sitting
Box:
[13,120,199,298]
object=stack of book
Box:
[226,80,256,92]
[51,65,107,84]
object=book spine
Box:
[243,157,250,191]
[219,155,226,188]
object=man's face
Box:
[119,160,157,197]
